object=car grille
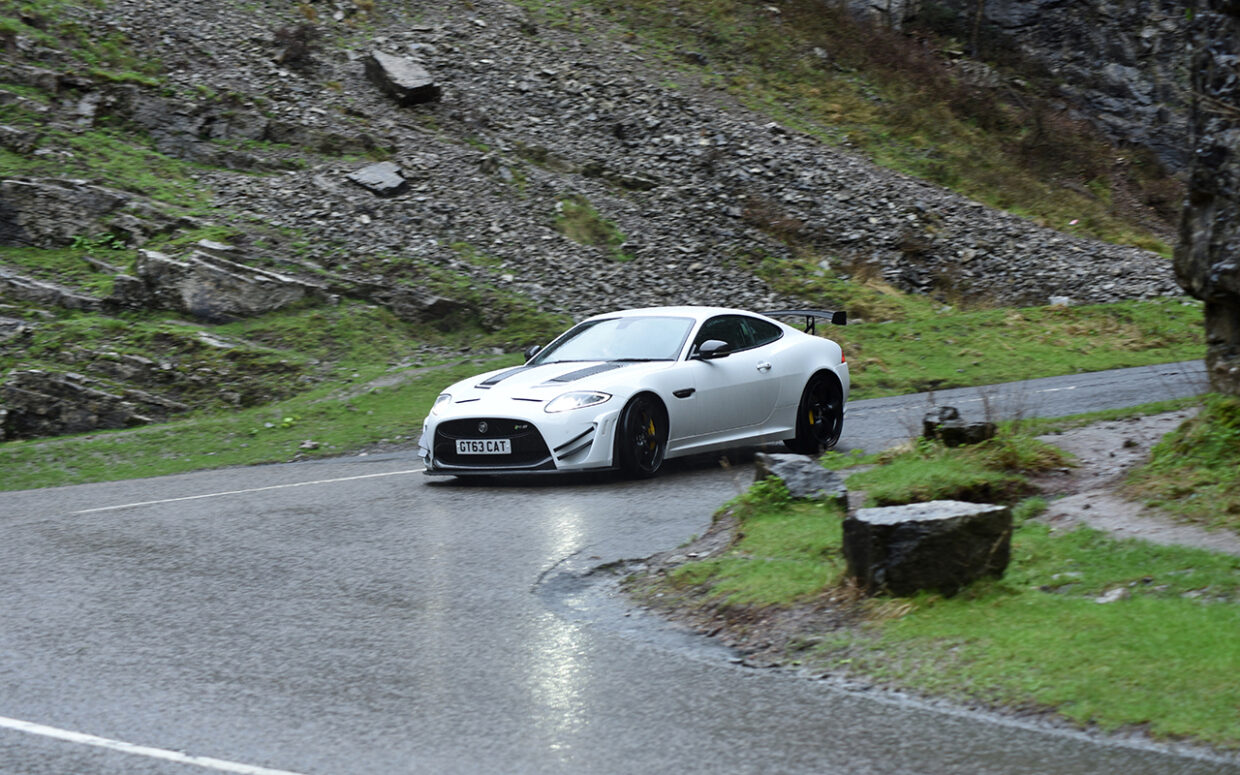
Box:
[433,417,554,470]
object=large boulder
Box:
[1175,1,1240,396]
[843,500,1012,596]
[929,0,1190,171]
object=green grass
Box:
[0,0,162,81]
[0,129,211,211]
[553,195,632,262]
[0,244,125,294]
[664,479,850,606]
[845,433,1071,506]
[642,462,1240,748]
[1126,394,1240,532]
[732,250,1205,397]
[819,520,1240,746]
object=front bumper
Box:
[419,406,622,475]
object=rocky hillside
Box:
[0,0,1186,440]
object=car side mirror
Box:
[523,344,542,362]
[693,339,731,360]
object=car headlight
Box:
[430,393,452,416]
[545,391,612,413]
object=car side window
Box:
[744,317,783,347]
[693,315,784,355]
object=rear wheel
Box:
[616,394,668,478]
[785,373,843,455]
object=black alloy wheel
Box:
[786,373,843,455]
[617,394,667,478]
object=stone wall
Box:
[927,0,1190,171]
[1175,0,1240,396]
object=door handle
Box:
[756,362,772,373]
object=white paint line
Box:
[0,715,310,775]
[71,468,424,515]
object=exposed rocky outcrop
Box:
[928,1,1189,172]
[125,248,331,323]
[1175,0,1240,396]
[0,268,102,311]
[1,369,189,439]
[0,177,181,249]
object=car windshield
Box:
[531,316,694,364]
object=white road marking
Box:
[71,468,424,515]
[0,715,310,775]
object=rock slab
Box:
[753,452,848,506]
[844,500,1012,596]
[364,50,442,106]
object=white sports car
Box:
[418,306,849,478]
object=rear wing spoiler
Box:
[763,308,847,335]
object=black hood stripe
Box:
[476,365,531,388]
[544,363,626,383]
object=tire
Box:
[615,394,668,478]
[784,373,843,455]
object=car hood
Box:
[442,360,676,406]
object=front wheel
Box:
[785,373,843,455]
[616,394,668,478]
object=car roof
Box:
[581,306,775,324]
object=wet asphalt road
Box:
[0,360,1232,775]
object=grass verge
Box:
[633,421,1240,749]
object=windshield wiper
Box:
[609,358,661,362]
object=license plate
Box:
[456,438,511,455]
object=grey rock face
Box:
[133,249,328,323]
[753,452,848,506]
[844,500,1012,596]
[1175,1,1240,396]
[931,0,1189,171]
[364,50,442,106]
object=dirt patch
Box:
[1032,409,1240,557]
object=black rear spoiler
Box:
[763,309,847,335]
